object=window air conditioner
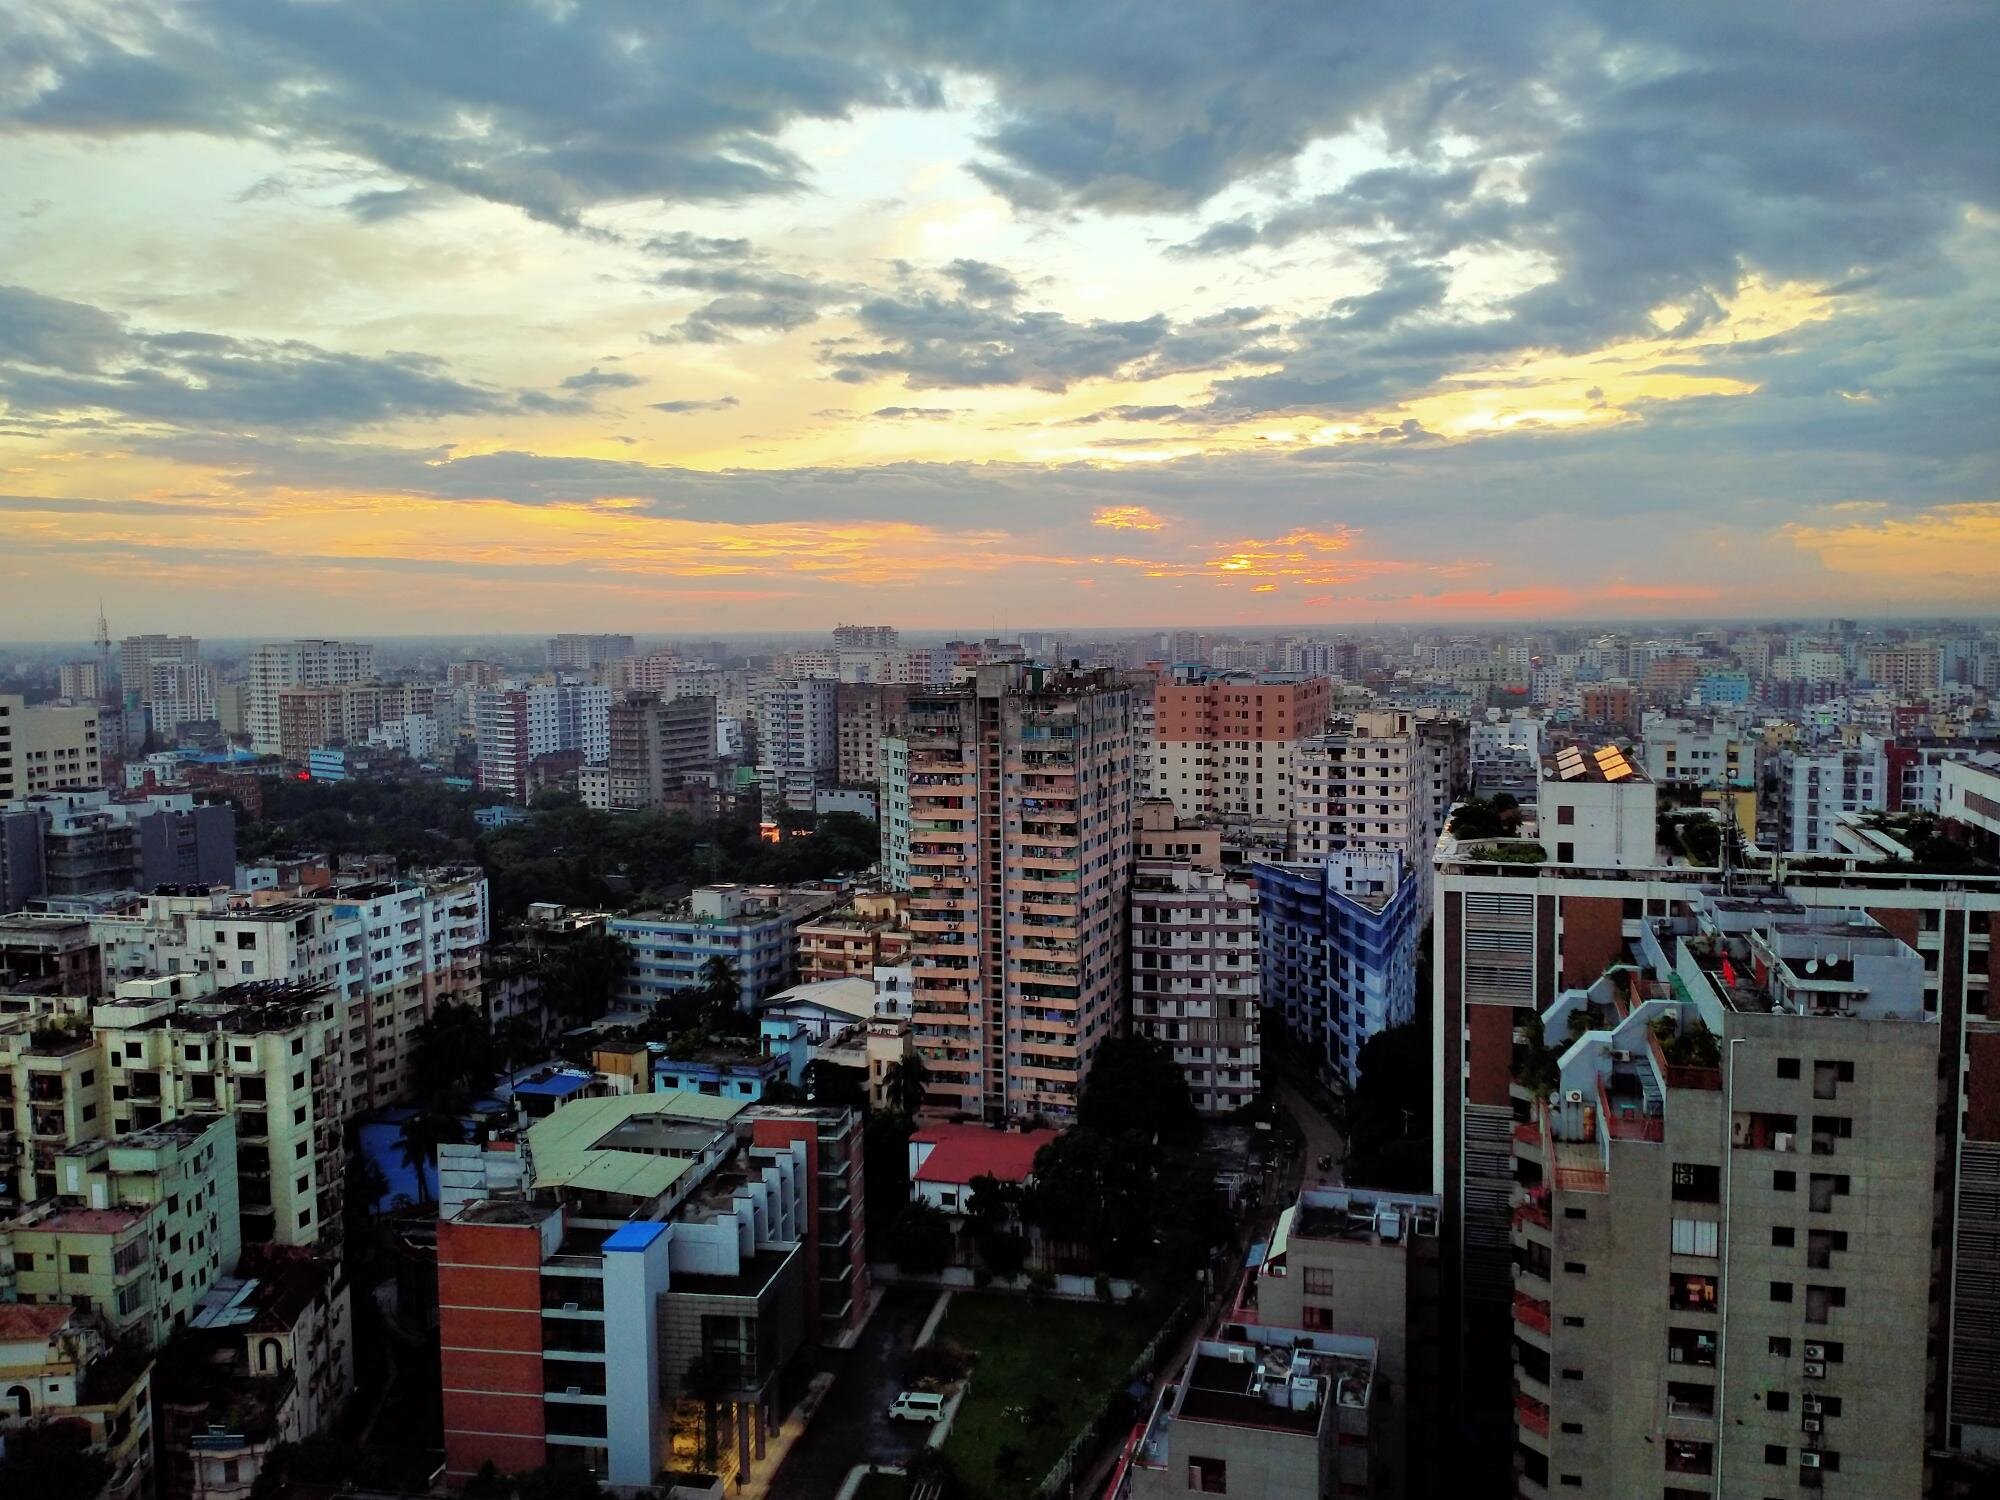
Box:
[1804,1343,1825,1360]
[1802,1396,1823,1415]
[1564,1090,1584,1104]
[563,1302,578,1313]
[1804,1361,1826,1379]
[1802,1417,1822,1434]
[1800,1452,1823,1469]
[566,1386,581,1397]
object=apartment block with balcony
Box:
[245,641,376,758]
[883,664,1134,1121]
[438,1091,855,1489]
[1130,824,1259,1116]
[794,890,912,984]
[94,977,343,1252]
[1149,672,1332,840]
[611,885,840,1016]
[0,1303,155,1500]
[0,694,102,804]
[1508,896,1936,1499]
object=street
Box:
[1277,1074,1346,1189]
[764,1284,941,1499]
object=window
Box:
[1772,1226,1796,1248]
[67,1254,89,1274]
[1557,805,1575,825]
[1303,1267,1336,1296]
[1774,1171,1796,1192]
[1561,1367,1584,1381]
[1188,1456,1227,1494]
[1559,1421,1583,1435]
[1805,1285,1846,1324]
[1808,1174,1850,1213]
[1671,1218,1719,1257]
[1557,842,1575,862]
[1673,1163,1721,1203]
[1770,1281,1794,1303]
[1769,1336,1792,1357]
[1670,1273,1719,1312]
[1777,1057,1801,1080]
[1302,1306,1334,1331]
[1768,1390,1791,1413]
[1563,1260,1588,1275]
[1668,1381,1715,1417]
[1765,1444,1788,1465]
[1561,1316,1586,1328]
[1564,1207,1587,1220]
[1667,1329,1715,1368]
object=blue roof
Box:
[515,1073,591,1098]
[604,1220,669,1253]
[1245,1240,1269,1269]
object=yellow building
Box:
[0,694,102,803]
[0,1302,154,1500]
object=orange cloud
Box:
[1092,504,1166,531]
[1782,502,2000,593]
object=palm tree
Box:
[396,1108,456,1206]
[696,955,743,1031]
[884,1051,930,1118]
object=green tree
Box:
[395,1106,460,1205]
[0,1421,111,1496]
[410,1001,495,1106]
[1078,1035,1196,1144]
[679,1354,734,1467]
[536,929,631,1026]
[696,954,745,1031]
[1344,1022,1433,1191]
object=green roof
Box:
[526,1090,745,1201]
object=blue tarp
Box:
[515,1073,591,1099]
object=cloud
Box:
[651,395,741,414]
[870,406,961,419]
[1093,504,1166,531]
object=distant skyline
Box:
[3,3,1996,634]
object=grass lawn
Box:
[936,1292,1163,1499]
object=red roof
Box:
[911,1124,1059,1186]
[0,1304,78,1342]
[28,1208,149,1235]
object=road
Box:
[1277,1074,1346,1190]
[765,1284,941,1500]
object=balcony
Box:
[1513,1292,1551,1336]
[1514,1390,1550,1439]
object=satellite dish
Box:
[1823,951,1839,967]
[1804,960,1819,974]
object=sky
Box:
[1,1,1996,638]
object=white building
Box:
[757,678,839,813]
[246,640,375,756]
[1781,740,1888,852]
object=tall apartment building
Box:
[832,624,898,650]
[143,660,217,738]
[1510,895,1936,1497]
[245,641,375,755]
[545,633,635,672]
[757,678,839,813]
[835,682,909,789]
[93,975,346,1251]
[274,679,435,763]
[1863,643,1942,698]
[604,693,715,811]
[1289,709,1457,875]
[0,694,102,803]
[1432,771,2000,1490]
[436,1092,862,1488]
[1149,673,1331,833]
[1579,682,1640,736]
[118,635,200,701]
[1130,804,1260,1115]
[475,683,612,800]
[883,664,1134,1121]
[58,661,105,703]
[1260,849,1419,1089]
[1781,742,1888,852]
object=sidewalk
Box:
[736,1371,836,1500]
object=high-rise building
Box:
[118,635,201,702]
[245,641,375,756]
[0,694,101,802]
[1130,802,1259,1114]
[1150,673,1332,833]
[756,678,839,814]
[835,682,909,789]
[1432,758,2000,1489]
[545,633,635,672]
[474,683,611,800]
[1578,682,1640,736]
[0,787,235,909]
[1511,892,1937,1497]
[1260,849,1419,1089]
[882,664,1134,1121]
[144,660,217,738]
[1862,642,1942,698]
[1780,742,1888,852]
[604,692,715,811]
[58,661,105,702]
[832,624,898,650]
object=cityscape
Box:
[4,6,1999,1500]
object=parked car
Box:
[888,1391,946,1424]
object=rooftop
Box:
[526,1090,744,1202]
[1544,742,1649,784]
[910,1123,1058,1185]
[0,1303,78,1342]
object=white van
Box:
[887,1391,945,1424]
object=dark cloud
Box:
[643,231,755,261]
[0,284,512,432]
[652,395,741,414]
[0,493,225,516]
[870,406,961,419]
[560,367,643,392]
[942,259,1022,305]
[1059,404,1194,425]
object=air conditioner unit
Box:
[1611,1049,1635,1063]
[1804,1342,1825,1360]
[1800,1452,1823,1469]
[1802,1417,1822,1434]
[1774,1131,1795,1152]
[1804,1361,1826,1379]
[562,1302,578,1313]
[1802,1395,1824,1415]
[566,1386,581,1397]
[1564,1090,1584,1104]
